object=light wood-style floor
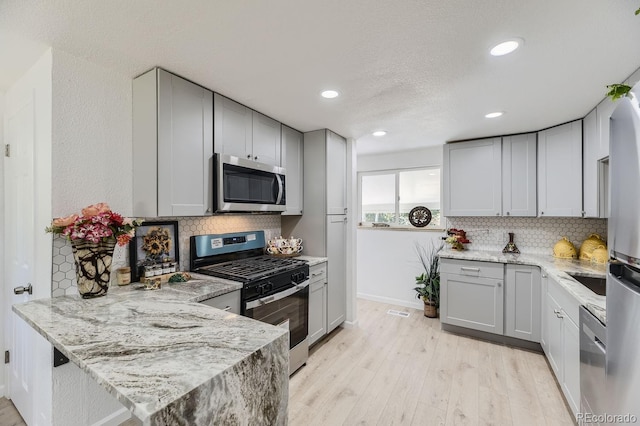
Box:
[1,299,574,426]
[289,299,576,426]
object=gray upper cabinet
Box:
[596,97,617,160]
[537,120,583,217]
[281,125,303,215]
[505,264,541,342]
[443,138,502,216]
[133,68,213,217]
[213,93,281,167]
[583,108,599,218]
[502,133,537,217]
[326,130,347,214]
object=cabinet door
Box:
[540,273,549,353]
[583,108,599,218]
[213,93,252,160]
[443,138,502,216]
[537,121,583,217]
[252,111,281,166]
[597,97,617,160]
[505,265,541,342]
[308,280,327,346]
[326,216,346,333]
[502,133,537,217]
[281,125,303,215]
[545,291,563,376]
[326,131,347,214]
[440,273,504,334]
[562,316,580,417]
[157,70,213,216]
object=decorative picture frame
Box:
[128,220,179,283]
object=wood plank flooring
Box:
[289,299,576,426]
[1,299,574,426]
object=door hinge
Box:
[4,350,9,364]
[4,144,10,157]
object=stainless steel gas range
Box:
[190,230,309,375]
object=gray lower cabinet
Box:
[308,262,327,346]
[542,276,580,417]
[327,216,347,333]
[440,259,504,334]
[200,290,241,315]
[505,264,541,342]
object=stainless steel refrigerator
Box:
[607,84,640,421]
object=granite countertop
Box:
[12,276,289,425]
[297,255,328,266]
[439,249,607,324]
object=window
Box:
[359,167,441,228]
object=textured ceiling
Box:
[2,0,640,155]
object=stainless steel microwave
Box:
[214,154,286,213]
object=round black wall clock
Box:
[408,206,432,227]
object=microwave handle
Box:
[275,174,284,205]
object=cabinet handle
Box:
[497,281,502,287]
[460,267,480,272]
[247,155,251,159]
[254,156,258,160]
[496,212,500,216]
[506,212,510,216]
[312,271,325,277]
[540,211,544,215]
[555,312,564,319]
[344,217,348,223]
[541,274,547,278]
[222,306,232,312]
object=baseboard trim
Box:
[90,407,132,426]
[0,384,5,398]
[357,292,423,311]
[342,319,359,329]
[441,323,543,353]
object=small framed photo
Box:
[128,220,179,282]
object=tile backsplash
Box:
[445,216,608,255]
[52,214,281,297]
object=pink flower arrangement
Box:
[46,203,143,246]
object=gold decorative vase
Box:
[71,239,116,298]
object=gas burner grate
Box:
[199,256,307,282]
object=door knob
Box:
[14,284,33,295]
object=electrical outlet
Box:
[113,246,127,264]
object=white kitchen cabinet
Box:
[281,125,303,215]
[502,133,537,217]
[543,276,581,418]
[505,264,541,342]
[133,68,213,217]
[537,120,583,217]
[443,138,502,216]
[200,290,241,315]
[596,97,617,160]
[583,108,600,218]
[440,259,504,335]
[326,216,347,333]
[308,262,327,345]
[281,129,349,334]
[326,130,347,214]
[213,93,282,166]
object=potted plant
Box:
[414,241,444,318]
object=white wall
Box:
[51,49,133,217]
[49,49,132,426]
[356,145,443,309]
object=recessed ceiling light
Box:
[490,39,522,56]
[372,130,387,137]
[485,111,504,118]
[321,90,339,99]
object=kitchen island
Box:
[12,276,289,426]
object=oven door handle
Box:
[246,279,309,310]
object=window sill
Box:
[357,225,445,232]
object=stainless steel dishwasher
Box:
[579,306,606,425]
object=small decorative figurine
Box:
[502,232,520,254]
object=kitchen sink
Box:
[568,274,606,296]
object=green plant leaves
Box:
[606,84,632,101]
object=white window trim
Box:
[358,165,443,230]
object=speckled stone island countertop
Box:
[12,274,289,426]
[439,249,607,324]
[296,255,328,266]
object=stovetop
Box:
[197,255,308,283]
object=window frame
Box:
[357,165,443,230]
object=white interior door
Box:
[4,72,53,425]
[4,93,37,425]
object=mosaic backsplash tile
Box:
[445,216,608,255]
[52,215,281,296]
